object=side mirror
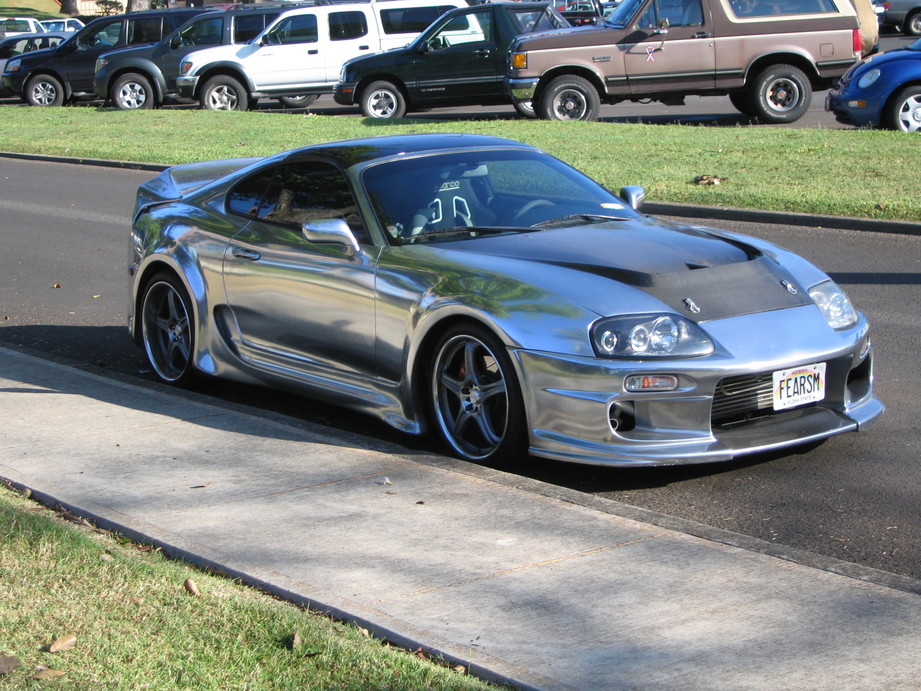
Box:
[303,218,361,256]
[170,35,181,49]
[619,185,646,211]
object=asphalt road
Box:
[1,158,919,585]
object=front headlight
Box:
[179,60,193,76]
[857,68,881,89]
[809,280,858,329]
[95,57,108,73]
[591,314,714,358]
[6,58,21,73]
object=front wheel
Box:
[513,99,536,119]
[360,80,406,119]
[26,74,64,107]
[200,75,249,111]
[429,324,527,465]
[887,85,921,132]
[750,64,811,124]
[537,75,600,121]
[903,10,921,35]
[112,72,154,110]
[728,90,757,117]
[140,273,198,386]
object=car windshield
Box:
[603,0,643,26]
[361,149,641,245]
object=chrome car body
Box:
[128,134,882,466]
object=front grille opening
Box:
[846,354,872,406]
[609,401,636,433]
[711,371,819,427]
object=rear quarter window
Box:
[380,5,457,34]
[329,11,368,40]
[728,0,839,16]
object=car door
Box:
[156,14,224,90]
[323,9,375,82]
[221,159,380,380]
[407,7,501,107]
[621,0,715,94]
[246,12,326,90]
[61,18,125,92]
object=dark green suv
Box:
[333,2,568,119]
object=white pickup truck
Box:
[176,0,464,110]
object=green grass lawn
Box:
[0,0,67,18]
[0,106,918,222]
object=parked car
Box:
[175,0,464,110]
[334,2,569,119]
[128,133,882,466]
[94,4,290,110]
[505,0,876,123]
[0,32,69,94]
[40,18,85,33]
[826,37,921,129]
[556,0,604,24]
[1,8,205,106]
[0,17,46,37]
[880,0,921,33]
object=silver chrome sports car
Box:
[128,134,882,466]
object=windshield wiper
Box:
[531,214,628,228]
[412,226,540,239]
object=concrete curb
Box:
[4,150,920,236]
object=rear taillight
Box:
[852,28,862,54]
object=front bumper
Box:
[2,72,25,97]
[514,306,882,467]
[825,87,884,128]
[176,75,199,99]
[505,76,539,104]
[333,82,358,106]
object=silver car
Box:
[128,134,882,466]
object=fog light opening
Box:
[624,374,678,392]
[609,402,636,433]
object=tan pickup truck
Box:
[505,0,876,123]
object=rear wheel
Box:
[513,99,536,119]
[278,94,318,108]
[26,74,64,107]
[200,75,249,111]
[140,273,197,386]
[112,72,154,110]
[750,64,811,124]
[360,80,406,119]
[887,85,921,132]
[538,75,600,121]
[429,324,527,465]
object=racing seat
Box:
[409,165,491,235]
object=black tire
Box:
[728,90,757,117]
[140,273,198,386]
[360,80,406,119]
[429,324,527,465]
[200,75,249,111]
[112,72,154,110]
[513,99,537,119]
[25,74,64,107]
[537,74,600,121]
[903,10,921,35]
[278,94,318,108]
[750,64,811,124]
[886,85,921,132]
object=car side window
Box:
[730,0,837,16]
[267,15,318,45]
[638,0,704,26]
[179,16,224,47]
[428,10,493,50]
[329,11,368,40]
[127,17,165,45]
[234,13,278,43]
[229,162,368,243]
[380,5,457,34]
[78,21,122,49]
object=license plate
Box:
[773,363,826,411]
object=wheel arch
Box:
[131,253,205,350]
[356,74,411,106]
[534,65,606,103]
[108,63,167,104]
[192,63,255,98]
[742,53,822,88]
[881,78,921,127]
[24,69,72,100]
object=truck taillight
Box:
[852,28,862,54]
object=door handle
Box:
[308,49,318,54]
[692,32,711,38]
[472,49,491,58]
[232,247,261,261]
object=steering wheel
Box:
[511,198,555,224]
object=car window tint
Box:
[329,11,368,40]
[128,17,164,45]
[0,39,26,57]
[380,5,457,34]
[227,170,272,219]
[234,13,278,43]
[729,0,837,16]
[79,21,122,49]
[249,162,368,242]
[179,16,223,46]
[429,11,492,49]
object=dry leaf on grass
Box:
[183,578,201,597]
[48,634,77,653]
[0,656,22,675]
[31,667,66,680]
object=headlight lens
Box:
[857,68,881,89]
[179,60,192,76]
[6,58,21,73]
[95,57,107,72]
[591,314,713,358]
[809,280,858,329]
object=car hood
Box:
[430,219,813,322]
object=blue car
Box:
[826,37,921,131]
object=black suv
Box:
[95,4,297,110]
[1,8,204,107]
[334,2,568,119]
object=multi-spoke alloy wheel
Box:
[890,86,921,132]
[361,80,406,118]
[141,275,196,384]
[430,325,525,463]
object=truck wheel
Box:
[360,80,406,119]
[750,64,811,124]
[278,94,318,108]
[538,75,600,121]
[513,99,536,119]
[904,10,921,35]
[26,74,64,107]
[200,75,249,111]
[112,73,154,110]
[886,85,921,132]
[728,90,757,117]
